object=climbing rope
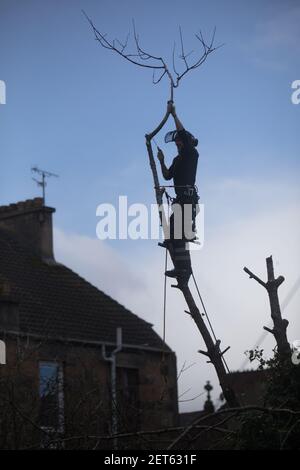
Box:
[163,247,168,343]
[191,273,231,374]
[160,192,171,401]
[191,273,218,343]
[162,190,171,342]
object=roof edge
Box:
[0,329,174,354]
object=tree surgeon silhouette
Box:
[158,101,199,286]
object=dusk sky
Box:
[1,0,299,411]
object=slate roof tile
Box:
[0,227,169,352]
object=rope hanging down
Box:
[162,191,171,342]
[191,273,230,374]
[163,246,168,343]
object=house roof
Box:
[0,226,170,352]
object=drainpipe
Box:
[102,327,122,449]
[0,340,5,365]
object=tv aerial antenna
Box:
[31,166,59,204]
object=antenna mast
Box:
[31,166,59,205]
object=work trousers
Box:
[167,196,199,273]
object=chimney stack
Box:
[0,198,56,262]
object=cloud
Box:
[53,178,300,412]
[239,4,300,69]
[254,5,300,50]
[53,229,148,308]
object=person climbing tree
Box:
[157,101,199,285]
[85,16,239,408]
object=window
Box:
[39,362,64,432]
[116,368,140,432]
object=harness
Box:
[156,185,200,237]
[156,184,199,203]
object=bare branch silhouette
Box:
[82,10,222,98]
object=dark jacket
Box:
[166,129,199,198]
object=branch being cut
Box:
[83,11,221,100]
[144,107,172,227]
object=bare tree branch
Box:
[152,69,167,85]
[167,405,300,450]
[179,391,206,403]
[243,267,267,288]
[83,11,221,98]
[280,419,300,450]
[172,42,179,80]
[82,11,166,70]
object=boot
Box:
[165,241,192,285]
[158,239,172,249]
[165,268,191,285]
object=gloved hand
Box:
[167,100,175,115]
[157,148,164,162]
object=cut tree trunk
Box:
[244,255,290,358]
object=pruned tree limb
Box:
[178,285,238,408]
[244,256,290,357]
[243,267,267,288]
[146,109,171,142]
[263,325,274,334]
